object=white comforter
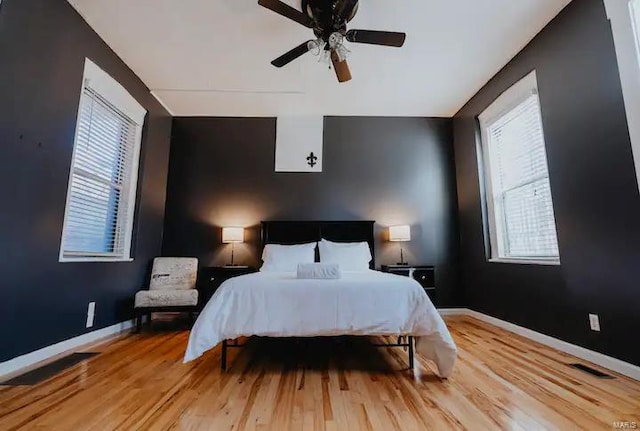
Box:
[184,270,457,377]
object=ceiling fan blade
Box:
[271,41,314,68]
[334,0,359,23]
[346,30,407,47]
[258,0,314,28]
[331,51,352,83]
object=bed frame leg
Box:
[221,340,228,372]
[408,336,415,369]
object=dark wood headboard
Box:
[260,221,376,269]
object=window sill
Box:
[488,258,560,266]
[59,257,134,263]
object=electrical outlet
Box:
[589,314,601,332]
[86,302,96,328]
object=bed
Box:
[183,221,457,377]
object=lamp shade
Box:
[222,227,244,243]
[389,225,411,242]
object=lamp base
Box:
[396,247,408,266]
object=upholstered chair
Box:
[134,257,199,332]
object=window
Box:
[60,59,146,262]
[478,71,559,264]
[630,0,640,61]
[605,0,640,194]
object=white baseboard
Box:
[437,308,640,381]
[0,319,135,380]
[437,308,468,316]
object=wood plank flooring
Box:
[1,316,639,430]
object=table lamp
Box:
[222,227,244,266]
[389,225,411,265]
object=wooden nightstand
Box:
[197,266,257,309]
[381,265,437,305]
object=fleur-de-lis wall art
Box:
[307,152,318,168]
[275,116,324,172]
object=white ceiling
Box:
[68,0,571,117]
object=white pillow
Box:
[260,242,317,272]
[318,239,372,271]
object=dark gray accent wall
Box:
[162,117,461,306]
[0,0,172,362]
[453,0,640,365]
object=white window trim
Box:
[478,71,539,126]
[59,58,146,263]
[478,70,561,265]
[488,258,561,266]
[82,60,146,126]
[605,0,640,194]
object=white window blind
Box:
[479,71,559,263]
[60,59,146,262]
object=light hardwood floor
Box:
[1,316,639,430]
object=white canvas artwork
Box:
[275,116,324,172]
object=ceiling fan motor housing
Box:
[303,0,358,41]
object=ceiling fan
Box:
[258,0,407,83]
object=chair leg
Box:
[188,311,195,326]
[135,310,142,333]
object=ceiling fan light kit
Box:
[258,0,407,83]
